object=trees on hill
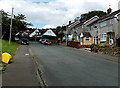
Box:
[80,10,107,22]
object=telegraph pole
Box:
[9,8,14,44]
[66,27,68,46]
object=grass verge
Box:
[2,39,19,56]
[0,39,19,71]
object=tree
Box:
[1,10,32,40]
[80,10,107,22]
[1,10,11,38]
[55,25,66,42]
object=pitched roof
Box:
[67,21,80,29]
[83,16,99,25]
[80,32,92,37]
[43,29,57,36]
[97,9,120,22]
[87,9,120,26]
[67,16,99,29]
[83,32,92,37]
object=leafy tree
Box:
[55,25,66,42]
[1,10,32,40]
[80,10,107,22]
[1,10,11,38]
[56,26,62,33]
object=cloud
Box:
[0,0,119,28]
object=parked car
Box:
[21,38,29,45]
[39,39,45,44]
[43,39,52,45]
[39,39,52,45]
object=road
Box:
[30,42,118,86]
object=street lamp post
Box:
[9,8,14,44]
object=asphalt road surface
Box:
[30,42,118,86]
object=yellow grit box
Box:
[2,53,12,64]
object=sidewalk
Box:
[2,45,39,87]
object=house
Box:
[66,16,99,45]
[116,2,120,46]
[67,21,81,41]
[87,9,120,45]
[29,29,40,37]
[79,32,92,45]
[29,28,57,38]
[66,8,120,46]
[43,29,56,37]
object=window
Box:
[48,31,51,33]
[100,21,107,27]
[110,19,114,24]
[93,24,99,29]
[86,37,90,41]
[101,33,107,41]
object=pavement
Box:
[2,45,40,87]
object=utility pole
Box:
[66,26,68,46]
[9,8,14,44]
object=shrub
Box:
[68,42,80,48]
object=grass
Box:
[2,39,19,56]
[0,39,19,69]
[0,39,1,52]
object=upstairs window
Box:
[110,19,114,24]
[100,21,107,27]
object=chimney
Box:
[107,8,112,14]
[107,5,112,14]
[69,21,71,24]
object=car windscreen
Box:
[46,40,51,42]
[22,39,28,42]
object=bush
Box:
[68,42,91,49]
[68,42,80,48]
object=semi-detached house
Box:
[87,9,120,45]
[66,9,120,46]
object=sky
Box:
[0,0,119,29]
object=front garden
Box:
[67,41,120,57]
[91,44,120,57]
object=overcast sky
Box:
[0,0,119,28]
